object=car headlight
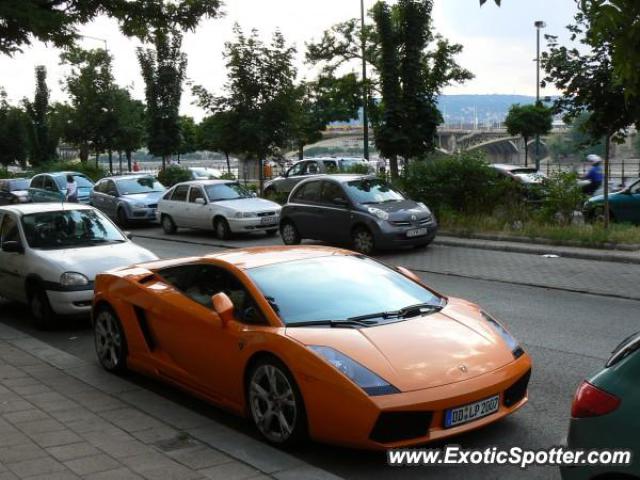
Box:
[481,311,524,358]
[309,346,400,396]
[132,201,146,209]
[367,207,389,221]
[234,212,256,218]
[60,272,90,287]
[417,202,432,215]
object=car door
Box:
[29,175,45,202]
[318,180,353,243]
[91,180,107,212]
[0,181,9,205]
[167,184,190,226]
[616,181,640,224]
[187,186,211,229]
[143,264,257,403]
[282,161,308,193]
[289,180,325,239]
[101,180,119,218]
[0,212,25,301]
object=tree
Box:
[198,112,239,173]
[542,7,637,229]
[112,89,145,172]
[177,115,198,160]
[504,103,553,167]
[137,30,187,169]
[23,66,55,166]
[0,90,30,167]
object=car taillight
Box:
[571,381,621,418]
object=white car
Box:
[188,167,223,180]
[0,203,158,328]
[158,180,281,239]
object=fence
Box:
[544,158,640,188]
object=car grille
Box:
[369,411,433,444]
[257,211,277,217]
[503,369,531,408]
[390,216,432,227]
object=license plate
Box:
[444,395,500,428]
[406,227,427,238]
[260,216,277,225]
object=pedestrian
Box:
[377,157,386,176]
[132,160,140,172]
[65,174,78,203]
[581,154,603,196]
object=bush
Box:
[398,151,521,216]
[219,171,236,180]
[0,167,14,179]
[539,171,584,224]
[157,165,192,187]
[31,160,108,182]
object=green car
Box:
[561,332,640,480]
[583,179,640,224]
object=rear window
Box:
[606,332,640,367]
[171,185,189,201]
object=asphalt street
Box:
[1,231,638,479]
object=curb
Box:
[0,323,343,480]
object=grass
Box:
[439,214,640,248]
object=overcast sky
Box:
[0,0,579,121]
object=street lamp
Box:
[360,0,370,161]
[534,20,546,170]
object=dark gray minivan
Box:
[279,175,437,254]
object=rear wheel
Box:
[247,358,307,447]
[28,285,54,330]
[94,307,127,373]
[161,214,177,234]
[116,207,128,227]
[280,221,301,245]
[352,227,375,255]
[214,217,231,240]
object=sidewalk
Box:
[0,324,341,480]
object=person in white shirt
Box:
[65,175,78,203]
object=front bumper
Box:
[46,288,93,315]
[129,207,158,221]
[301,353,532,450]
[228,216,280,233]
[373,219,439,249]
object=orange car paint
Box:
[93,246,532,450]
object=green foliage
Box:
[218,171,236,180]
[0,91,30,167]
[157,165,191,187]
[504,103,553,165]
[23,66,55,166]
[539,171,585,225]
[547,113,605,161]
[112,89,145,170]
[398,151,519,216]
[31,160,107,181]
[178,116,197,156]
[264,190,289,205]
[137,30,187,167]
[0,167,13,179]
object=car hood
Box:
[31,242,158,281]
[11,190,30,198]
[286,299,515,392]
[121,191,164,205]
[365,200,432,222]
[215,197,282,212]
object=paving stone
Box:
[6,456,66,478]
[84,467,144,480]
[0,472,17,480]
[167,446,234,470]
[64,453,122,475]
[0,399,35,414]
[198,462,260,480]
[0,364,29,380]
[70,392,125,413]
[99,408,165,433]
[132,425,180,444]
[10,383,52,396]
[273,466,344,480]
[23,471,81,480]
[85,435,152,459]
[18,418,65,435]
[134,463,204,480]
[46,442,101,462]
[29,429,83,448]
[1,377,39,388]
[49,407,98,423]
[0,442,47,464]
[0,431,30,448]
[3,409,50,424]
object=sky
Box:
[0,0,580,121]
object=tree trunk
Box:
[80,144,89,163]
[298,143,304,160]
[118,151,123,174]
[95,151,99,168]
[523,137,529,167]
[225,152,231,174]
[389,156,399,180]
[126,151,132,172]
[108,149,113,174]
[604,134,611,229]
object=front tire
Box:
[116,207,129,227]
[94,307,128,373]
[247,358,307,447]
[352,226,375,255]
[214,217,231,240]
[28,285,54,330]
[280,221,301,245]
[161,214,177,234]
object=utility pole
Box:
[360,0,370,160]
[534,20,546,171]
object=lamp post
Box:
[534,20,546,171]
[360,0,370,161]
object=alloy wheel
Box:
[281,223,300,245]
[94,310,124,371]
[249,364,298,444]
[353,229,374,255]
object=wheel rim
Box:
[163,216,173,231]
[249,365,297,444]
[282,224,296,244]
[94,311,123,370]
[354,230,373,253]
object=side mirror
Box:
[2,241,24,254]
[396,266,422,284]
[194,197,206,205]
[212,292,235,327]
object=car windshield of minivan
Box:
[205,183,252,201]
[116,177,164,195]
[345,179,404,205]
[21,209,125,249]
[54,175,94,189]
[247,256,442,325]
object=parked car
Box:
[0,178,31,205]
[583,178,640,225]
[490,164,547,186]
[29,172,94,204]
[560,331,639,480]
[0,203,157,328]
[279,175,437,255]
[264,157,372,196]
[93,245,531,449]
[91,175,165,225]
[188,167,223,180]
[158,180,281,239]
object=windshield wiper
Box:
[348,302,443,322]
[286,319,378,329]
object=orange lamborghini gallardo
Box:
[92,246,531,449]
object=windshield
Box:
[345,178,405,205]
[511,168,539,175]
[246,256,441,325]
[205,183,252,201]
[10,180,29,191]
[54,175,94,189]
[116,177,165,195]
[21,209,125,249]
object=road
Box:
[1,231,638,480]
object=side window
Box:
[321,181,348,206]
[30,176,43,189]
[105,180,117,195]
[43,176,57,192]
[189,187,206,203]
[288,163,305,177]
[158,264,266,325]
[290,184,306,203]
[630,182,640,195]
[171,185,189,202]
[0,214,20,246]
[94,181,104,193]
[323,160,338,173]
[306,162,319,175]
[300,180,322,203]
